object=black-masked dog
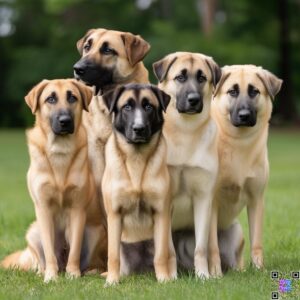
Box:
[153,52,221,279]
[101,84,177,286]
[208,65,282,277]
[1,79,107,282]
[73,28,150,194]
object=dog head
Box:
[102,84,170,144]
[25,79,93,135]
[153,52,221,114]
[73,28,150,92]
[213,65,282,128]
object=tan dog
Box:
[101,84,177,286]
[73,28,150,192]
[1,79,107,282]
[153,52,221,278]
[208,65,282,277]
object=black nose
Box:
[133,124,146,134]
[58,115,72,127]
[73,63,86,76]
[187,93,201,106]
[238,109,251,122]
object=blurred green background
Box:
[0,0,299,127]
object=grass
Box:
[0,128,299,300]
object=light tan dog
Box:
[101,84,177,286]
[1,79,107,282]
[73,28,150,191]
[153,52,221,278]
[208,65,282,277]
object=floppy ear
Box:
[70,80,93,112]
[256,70,283,100]
[25,80,49,114]
[102,86,126,114]
[121,33,150,67]
[213,71,231,98]
[76,29,96,55]
[152,56,177,83]
[205,57,222,88]
[150,85,171,112]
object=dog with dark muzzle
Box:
[1,79,107,282]
[101,84,177,286]
[73,28,150,194]
[152,52,221,279]
[208,65,282,277]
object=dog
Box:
[208,65,282,277]
[153,52,221,278]
[1,79,107,282]
[101,83,177,286]
[73,28,150,192]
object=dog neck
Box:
[114,130,162,162]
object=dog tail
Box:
[1,247,39,271]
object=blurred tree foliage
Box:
[0,0,299,127]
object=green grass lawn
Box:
[0,129,299,300]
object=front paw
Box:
[252,253,264,269]
[44,268,58,283]
[195,268,210,280]
[105,273,120,287]
[66,267,81,279]
[209,263,223,278]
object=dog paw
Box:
[44,269,58,283]
[195,269,210,280]
[66,269,81,279]
[104,273,120,287]
[156,272,174,283]
[209,264,223,278]
[252,255,264,269]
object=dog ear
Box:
[213,71,231,98]
[70,80,93,112]
[77,29,96,55]
[205,57,222,88]
[256,70,283,100]
[153,56,177,83]
[150,85,171,112]
[102,86,126,114]
[25,80,49,114]
[121,33,150,67]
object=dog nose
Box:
[73,63,85,76]
[238,109,251,122]
[133,124,146,134]
[58,115,72,127]
[187,93,201,106]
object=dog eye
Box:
[248,88,260,98]
[46,96,57,104]
[197,75,207,83]
[102,45,114,55]
[228,89,239,97]
[175,74,186,83]
[145,104,153,111]
[83,40,92,52]
[68,95,77,103]
[123,104,132,111]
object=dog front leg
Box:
[208,200,222,277]
[106,212,122,286]
[247,196,264,269]
[66,209,86,279]
[193,194,212,279]
[35,205,58,283]
[153,210,173,282]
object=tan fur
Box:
[102,90,176,286]
[1,79,107,282]
[154,52,220,278]
[76,28,150,192]
[208,65,282,277]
